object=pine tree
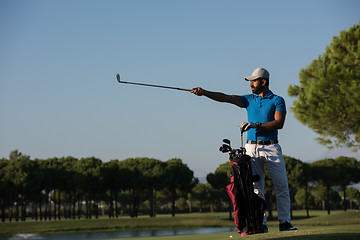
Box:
[288,21,360,150]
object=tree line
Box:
[0,150,196,221]
[0,150,360,222]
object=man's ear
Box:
[261,78,267,86]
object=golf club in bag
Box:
[219,126,266,235]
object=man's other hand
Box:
[240,122,256,133]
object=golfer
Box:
[191,67,297,232]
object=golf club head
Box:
[223,139,231,145]
[219,144,231,153]
[116,73,120,82]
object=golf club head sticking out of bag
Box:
[219,139,248,163]
[219,125,248,163]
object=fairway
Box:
[108,211,360,240]
[119,225,360,240]
[1,210,359,240]
[0,212,235,236]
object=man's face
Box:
[250,79,264,94]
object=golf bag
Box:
[220,139,266,234]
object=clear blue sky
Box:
[1,0,359,178]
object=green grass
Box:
[0,212,234,236]
[0,210,359,240]
[119,225,360,240]
[110,211,360,240]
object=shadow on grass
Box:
[275,233,360,240]
[267,216,316,221]
[218,215,316,223]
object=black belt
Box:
[247,140,278,145]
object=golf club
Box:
[116,73,192,92]
[223,139,231,146]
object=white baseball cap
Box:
[245,68,270,81]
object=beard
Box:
[251,85,264,94]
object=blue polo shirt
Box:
[240,91,286,141]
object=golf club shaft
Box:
[116,74,191,92]
[241,133,243,148]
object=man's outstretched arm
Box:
[191,87,243,107]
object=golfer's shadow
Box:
[274,233,360,240]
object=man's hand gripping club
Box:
[191,87,204,96]
[240,122,261,133]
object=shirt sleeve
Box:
[275,96,287,112]
[240,95,250,108]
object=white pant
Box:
[245,143,291,225]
